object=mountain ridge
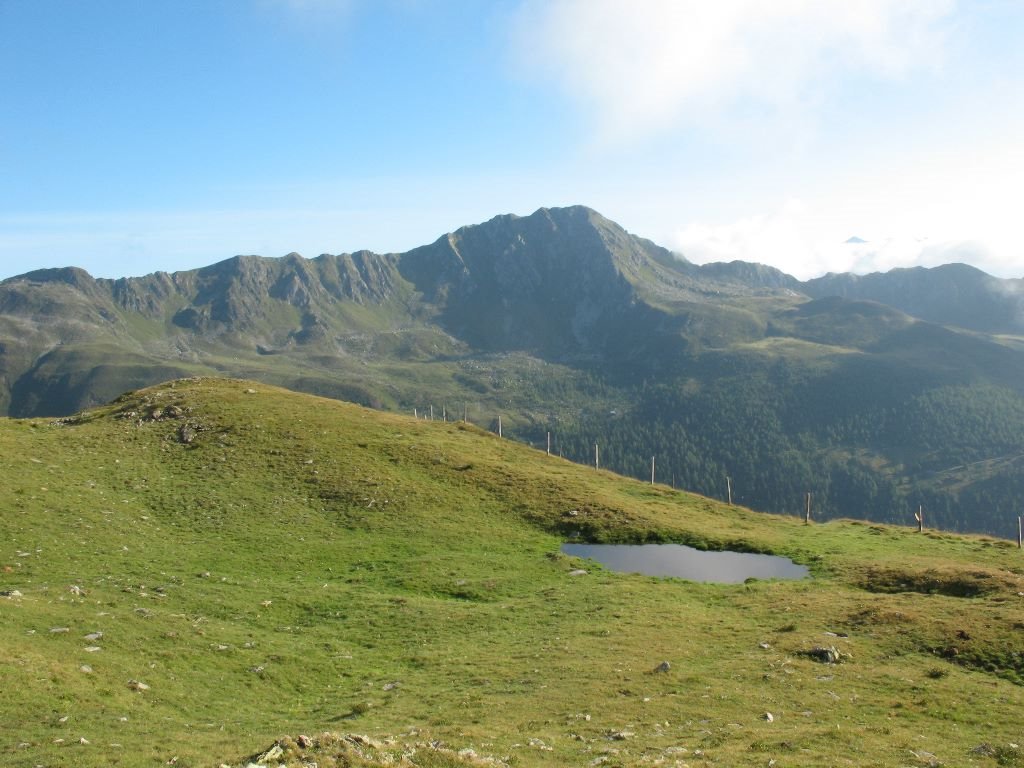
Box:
[6,207,1020,336]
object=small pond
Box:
[561,542,809,583]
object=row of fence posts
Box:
[735,486,1021,546]
[734,473,1021,547]
[411,403,467,422]
[409,408,1024,547]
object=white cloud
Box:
[669,200,1020,281]
[512,0,954,142]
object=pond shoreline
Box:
[561,542,809,583]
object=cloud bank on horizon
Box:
[0,0,1021,281]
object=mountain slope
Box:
[1,378,1023,767]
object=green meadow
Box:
[1,378,1022,767]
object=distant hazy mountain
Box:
[804,263,1024,334]
[3,205,1024,537]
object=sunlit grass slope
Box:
[1,378,1023,767]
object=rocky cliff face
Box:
[162,252,404,337]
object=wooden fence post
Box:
[805,492,812,524]
[651,456,655,485]
[546,432,551,456]
[497,415,502,438]
[726,476,732,505]
[595,443,599,470]
[1018,516,1022,549]
[915,505,924,533]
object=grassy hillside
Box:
[2,378,1024,767]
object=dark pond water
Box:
[561,543,809,583]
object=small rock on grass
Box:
[256,743,284,763]
[800,645,846,664]
[910,748,940,767]
[569,569,588,576]
[348,734,384,749]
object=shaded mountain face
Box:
[3,204,1024,537]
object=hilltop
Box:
[2,206,1024,536]
[1,378,1023,767]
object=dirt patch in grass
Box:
[852,564,1020,597]
[933,642,1024,686]
[844,605,922,627]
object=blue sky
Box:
[1,0,1022,281]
